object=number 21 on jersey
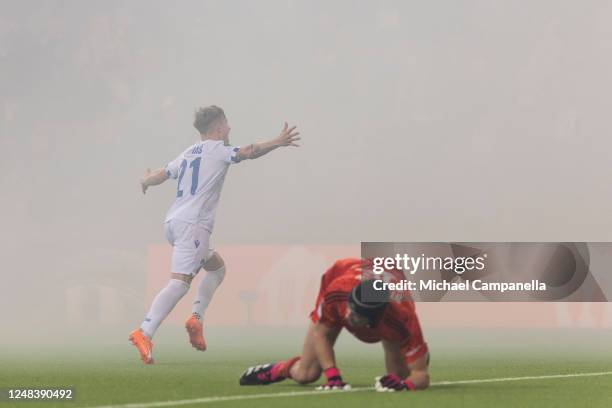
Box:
[177,157,201,197]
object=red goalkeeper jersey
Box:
[310,258,428,364]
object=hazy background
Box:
[1,0,612,346]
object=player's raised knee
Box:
[293,367,321,384]
[413,373,430,390]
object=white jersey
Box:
[164,140,240,232]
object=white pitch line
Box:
[84,370,612,408]
[432,371,612,386]
[82,388,371,408]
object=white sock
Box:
[141,279,190,338]
[192,266,226,319]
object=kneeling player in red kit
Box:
[239,258,430,392]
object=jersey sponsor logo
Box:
[191,144,203,155]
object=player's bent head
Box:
[194,105,227,135]
[347,279,390,327]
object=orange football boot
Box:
[185,314,207,351]
[129,328,154,364]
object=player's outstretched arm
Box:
[312,323,350,390]
[140,168,169,194]
[235,122,300,162]
[375,341,430,391]
[313,322,338,371]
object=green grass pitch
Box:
[1,328,611,408]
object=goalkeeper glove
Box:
[374,374,416,392]
[315,367,351,391]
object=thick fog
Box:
[2,1,612,339]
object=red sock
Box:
[270,356,301,381]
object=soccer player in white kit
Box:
[129,105,300,364]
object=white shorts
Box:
[164,219,215,276]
